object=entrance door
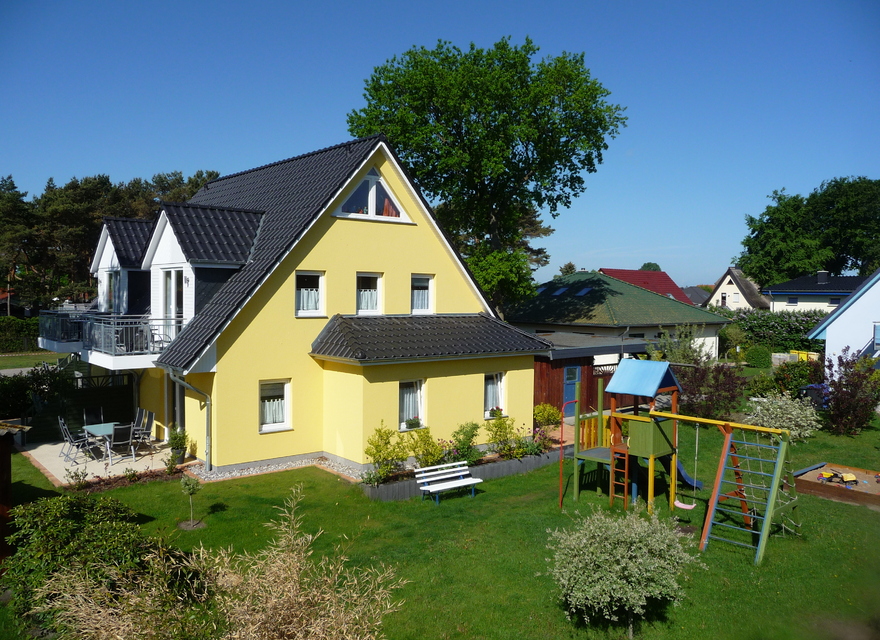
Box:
[563,366,580,418]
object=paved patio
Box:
[16,436,183,488]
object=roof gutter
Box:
[167,370,213,472]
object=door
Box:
[563,366,580,418]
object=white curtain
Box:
[297,288,319,311]
[484,373,502,412]
[411,285,429,310]
[261,383,285,426]
[399,381,420,426]
[357,288,378,311]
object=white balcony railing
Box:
[40,311,185,356]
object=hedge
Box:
[0,317,40,353]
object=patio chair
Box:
[134,410,156,453]
[58,416,98,465]
[83,406,104,426]
[106,422,136,465]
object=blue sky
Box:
[2,0,878,287]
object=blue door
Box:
[563,366,580,417]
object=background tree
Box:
[736,178,880,287]
[558,261,577,276]
[0,177,35,314]
[348,37,626,310]
[639,261,661,271]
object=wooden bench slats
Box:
[415,460,482,504]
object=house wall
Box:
[138,368,170,437]
[707,279,752,310]
[821,285,880,358]
[148,220,196,322]
[199,153,507,469]
[767,295,844,313]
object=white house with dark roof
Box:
[762,272,867,312]
[705,267,770,310]
[40,136,550,473]
[807,267,880,359]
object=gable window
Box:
[484,373,504,418]
[260,380,290,433]
[295,272,324,316]
[411,275,432,313]
[357,273,381,314]
[339,169,401,218]
[399,380,424,430]
[787,296,798,306]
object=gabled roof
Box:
[605,359,681,397]
[808,266,880,340]
[104,217,155,268]
[708,267,770,309]
[598,268,692,304]
[311,314,551,364]
[506,271,727,328]
[683,286,710,306]
[157,136,386,371]
[159,202,264,265]
[763,272,867,294]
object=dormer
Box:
[90,218,154,315]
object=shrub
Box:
[440,422,483,465]
[746,391,821,442]
[673,362,747,420]
[824,347,880,436]
[484,415,529,459]
[1,494,150,620]
[363,422,409,484]
[547,508,704,637]
[718,323,749,361]
[533,402,562,427]
[647,323,709,364]
[181,475,202,524]
[745,373,779,398]
[745,345,772,368]
[405,427,445,468]
[774,359,824,394]
[722,308,828,352]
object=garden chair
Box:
[134,410,156,453]
[83,406,104,426]
[58,416,98,465]
[106,422,136,465]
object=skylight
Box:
[553,287,568,295]
[575,287,592,296]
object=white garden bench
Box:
[416,461,483,504]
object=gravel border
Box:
[187,457,364,483]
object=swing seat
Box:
[674,499,696,511]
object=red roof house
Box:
[598,268,693,305]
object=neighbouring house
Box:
[39,135,551,474]
[807,267,880,359]
[598,268,693,304]
[506,270,728,412]
[762,271,867,313]
[705,267,770,310]
[682,286,711,306]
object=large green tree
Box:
[0,177,35,313]
[736,178,880,288]
[347,37,626,310]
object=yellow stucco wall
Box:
[138,368,168,437]
[185,150,535,468]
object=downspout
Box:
[168,371,212,472]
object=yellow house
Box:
[41,136,550,474]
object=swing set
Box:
[562,358,800,565]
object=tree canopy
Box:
[347,37,626,310]
[639,262,661,271]
[736,177,880,287]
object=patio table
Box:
[84,422,119,461]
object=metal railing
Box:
[40,311,186,356]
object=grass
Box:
[4,424,880,640]
[0,351,60,371]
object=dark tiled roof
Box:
[709,267,770,309]
[598,268,692,304]
[157,135,386,370]
[683,286,710,306]
[104,217,155,268]
[311,314,551,363]
[763,273,867,294]
[160,202,263,264]
[506,271,727,327]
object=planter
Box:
[171,448,186,465]
[361,449,565,501]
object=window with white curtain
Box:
[339,168,401,219]
[484,373,504,418]
[295,272,323,316]
[399,380,423,430]
[260,380,290,432]
[356,274,380,314]
[411,275,432,313]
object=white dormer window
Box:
[337,169,407,221]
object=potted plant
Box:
[168,426,188,465]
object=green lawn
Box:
[0,351,60,371]
[4,423,879,640]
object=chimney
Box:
[817,271,829,284]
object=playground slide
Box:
[659,455,703,491]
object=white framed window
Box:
[399,380,424,430]
[356,273,381,314]
[732,292,740,303]
[259,380,290,433]
[337,168,405,220]
[295,271,324,317]
[411,275,433,314]
[829,297,841,307]
[484,372,504,419]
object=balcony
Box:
[39,311,186,370]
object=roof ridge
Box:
[160,201,266,215]
[601,272,696,307]
[200,135,386,188]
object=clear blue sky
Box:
[2,0,878,287]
